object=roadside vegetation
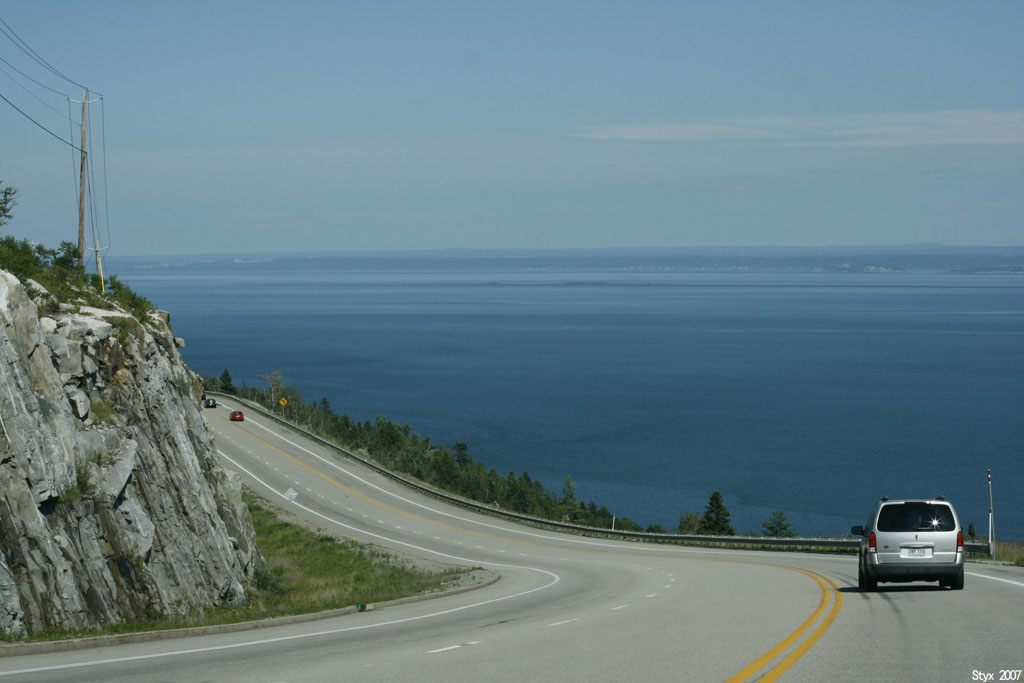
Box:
[208,369,661,531]
[1,180,152,318]
[993,541,1024,566]
[0,236,153,319]
[244,491,463,614]
[205,370,807,538]
[1,490,462,643]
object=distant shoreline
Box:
[106,245,1024,278]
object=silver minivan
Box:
[851,497,965,590]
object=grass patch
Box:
[1,488,465,643]
[241,490,458,617]
[994,540,1024,566]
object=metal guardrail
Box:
[207,392,991,556]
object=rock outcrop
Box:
[0,269,261,636]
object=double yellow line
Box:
[219,412,844,681]
[725,565,843,682]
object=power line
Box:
[0,52,70,98]
[0,88,79,150]
[0,15,89,93]
[0,59,73,122]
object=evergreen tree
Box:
[701,491,735,535]
[762,509,798,537]
[219,368,235,393]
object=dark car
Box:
[230,411,244,421]
[851,497,964,591]
[204,398,217,408]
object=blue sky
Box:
[1,1,1022,256]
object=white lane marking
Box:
[611,605,628,611]
[645,594,658,599]
[1,452,562,679]
[968,572,1024,589]
[233,414,865,565]
[548,619,578,627]
[426,646,461,654]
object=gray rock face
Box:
[0,270,262,636]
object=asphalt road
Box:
[1,400,1021,682]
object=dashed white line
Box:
[548,619,579,627]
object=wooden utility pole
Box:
[77,89,87,275]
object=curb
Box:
[0,568,500,657]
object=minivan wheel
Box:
[951,567,965,591]
[859,559,876,591]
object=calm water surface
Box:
[111,257,1024,540]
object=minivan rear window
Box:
[877,503,956,532]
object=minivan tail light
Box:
[957,531,964,551]
[868,531,877,554]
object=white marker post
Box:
[987,469,995,559]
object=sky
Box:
[1,1,1022,257]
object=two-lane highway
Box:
[1,399,1021,682]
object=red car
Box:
[230,411,244,422]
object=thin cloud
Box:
[571,110,1024,146]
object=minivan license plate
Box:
[908,547,927,557]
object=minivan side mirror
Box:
[850,525,865,536]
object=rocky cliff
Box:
[0,268,261,637]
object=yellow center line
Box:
[759,571,843,682]
[217,412,844,679]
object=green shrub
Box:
[90,397,115,424]
[58,465,95,504]
[0,236,153,321]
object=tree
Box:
[561,476,579,522]
[259,371,285,407]
[967,521,977,540]
[762,509,798,538]
[219,368,235,393]
[701,491,735,535]
[677,511,702,535]
[0,178,16,229]
[452,442,471,466]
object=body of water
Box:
[109,251,1024,540]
